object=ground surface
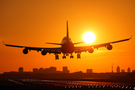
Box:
[0,79,135,90]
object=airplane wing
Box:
[3,42,61,54]
[3,36,131,54]
[74,36,132,53]
[45,42,62,45]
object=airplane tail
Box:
[46,21,84,45]
[66,21,69,41]
[66,21,84,45]
[46,21,70,45]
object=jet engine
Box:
[107,45,113,50]
[41,50,47,55]
[88,48,94,53]
[23,49,28,54]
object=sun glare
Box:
[83,32,95,44]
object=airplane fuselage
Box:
[61,37,74,53]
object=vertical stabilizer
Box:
[67,21,69,40]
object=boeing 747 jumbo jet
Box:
[4,21,131,60]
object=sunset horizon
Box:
[0,0,135,74]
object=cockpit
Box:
[61,37,72,44]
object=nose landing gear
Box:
[77,53,81,59]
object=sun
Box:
[83,32,95,44]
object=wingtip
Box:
[45,42,49,45]
[2,41,5,45]
[3,41,5,45]
[129,35,132,40]
[130,35,132,39]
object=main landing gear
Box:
[55,53,81,60]
[70,56,74,59]
[77,53,81,59]
[62,54,66,59]
[62,54,74,59]
[62,55,66,59]
[55,54,59,60]
[70,54,74,59]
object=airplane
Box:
[4,21,131,60]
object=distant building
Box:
[44,67,57,73]
[121,69,125,73]
[39,68,44,73]
[116,66,120,73]
[132,70,135,73]
[19,67,23,73]
[86,69,93,73]
[63,66,69,73]
[50,67,56,73]
[33,68,38,73]
[63,67,67,71]
[56,71,62,73]
[127,67,131,73]
[74,71,83,74]
[44,68,50,73]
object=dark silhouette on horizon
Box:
[3,66,135,74]
[1,66,135,82]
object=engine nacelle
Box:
[23,49,28,54]
[107,45,113,50]
[88,48,94,53]
[41,51,47,55]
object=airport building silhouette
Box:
[127,67,131,73]
[1,66,135,80]
[2,65,135,76]
[63,66,69,73]
[116,66,132,73]
[19,67,23,73]
[16,66,133,74]
[86,69,93,73]
[32,66,69,74]
[116,66,120,73]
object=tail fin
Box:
[67,21,69,40]
[66,21,69,41]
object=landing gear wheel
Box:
[62,56,66,59]
[70,55,74,59]
[77,53,81,59]
[55,54,59,60]
[66,53,69,56]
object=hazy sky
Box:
[0,0,135,74]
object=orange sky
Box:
[0,0,135,74]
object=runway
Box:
[0,79,135,90]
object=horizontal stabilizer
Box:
[73,42,84,45]
[45,42,62,45]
